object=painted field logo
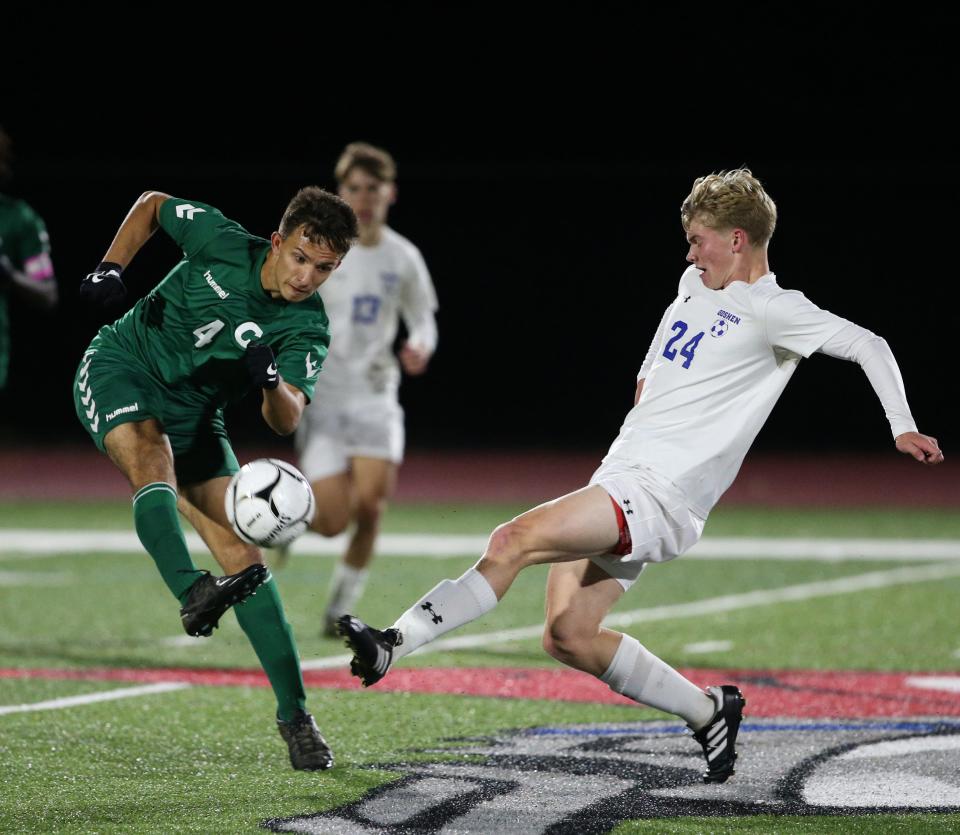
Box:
[264,719,960,834]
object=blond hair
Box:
[680,168,777,247]
[334,142,397,184]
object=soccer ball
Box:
[225,459,315,547]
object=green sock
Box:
[132,482,199,603]
[234,573,307,722]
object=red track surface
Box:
[1,445,957,506]
[4,665,960,718]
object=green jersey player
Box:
[0,127,58,391]
[74,187,357,771]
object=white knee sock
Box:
[325,563,369,619]
[391,567,498,659]
[600,634,715,729]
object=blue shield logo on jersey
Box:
[353,295,381,324]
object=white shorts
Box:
[295,395,405,481]
[588,463,705,590]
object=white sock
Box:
[325,563,369,619]
[391,567,498,659]
[600,634,715,728]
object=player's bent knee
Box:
[542,612,599,663]
[353,496,384,529]
[483,519,535,568]
[312,511,349,538]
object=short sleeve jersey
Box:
[313,226,437,398]
[604,266,849,518]
[94,198,329,406]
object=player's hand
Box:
[244,343,280,390]
[895,431,944,465]
[399,341,431,376]
[79,261,126,307]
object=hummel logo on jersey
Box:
[305,352,320,378]
[105,402,139,422]
[683,295,691,303]
[175,204,206,220]
[421,601,443,624]
[203,270,230,299]
[623,498,634,515]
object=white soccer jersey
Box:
[313,227,438,399]
[604,266,852,518]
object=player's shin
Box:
[600,633,715,728]
[390,567,498,659]
[132,482,201,603]
[326,562,369,621]
[233,573,306,722]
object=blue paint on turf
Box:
[526,719,960,736]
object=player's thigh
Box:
[499,484,621,564]
[103,419,176,488]
[350,457,398,506]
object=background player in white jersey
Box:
[339,169,943,784]
[294,143,438,636]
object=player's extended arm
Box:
[102,191,169,267]
[80,191,170,307]
[818,324,944,465]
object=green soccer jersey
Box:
[1,194,55,389]
[94,197,329,407]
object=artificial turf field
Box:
[2,500,960,833]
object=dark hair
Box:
[334,142,397,184]
[278,186,358,256]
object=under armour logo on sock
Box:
[623,499,634,515]
[421,601,443,624]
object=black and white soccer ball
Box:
[225,458,315,548]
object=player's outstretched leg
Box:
[340,486,621,687]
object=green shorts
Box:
[73,341,239,486]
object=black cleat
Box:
[337,615,402,687]
[690,684,746,784]
[179,564,268,637]
[277,710,334,771]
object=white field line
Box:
[682,640,734,654]
[302,561,960,670]
[0,682,190,716]
[0,570,71,585]
[4,530,960,561]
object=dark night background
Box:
[1,41,954,459]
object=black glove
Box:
[244,343,280,390]
[80,261,126,307]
